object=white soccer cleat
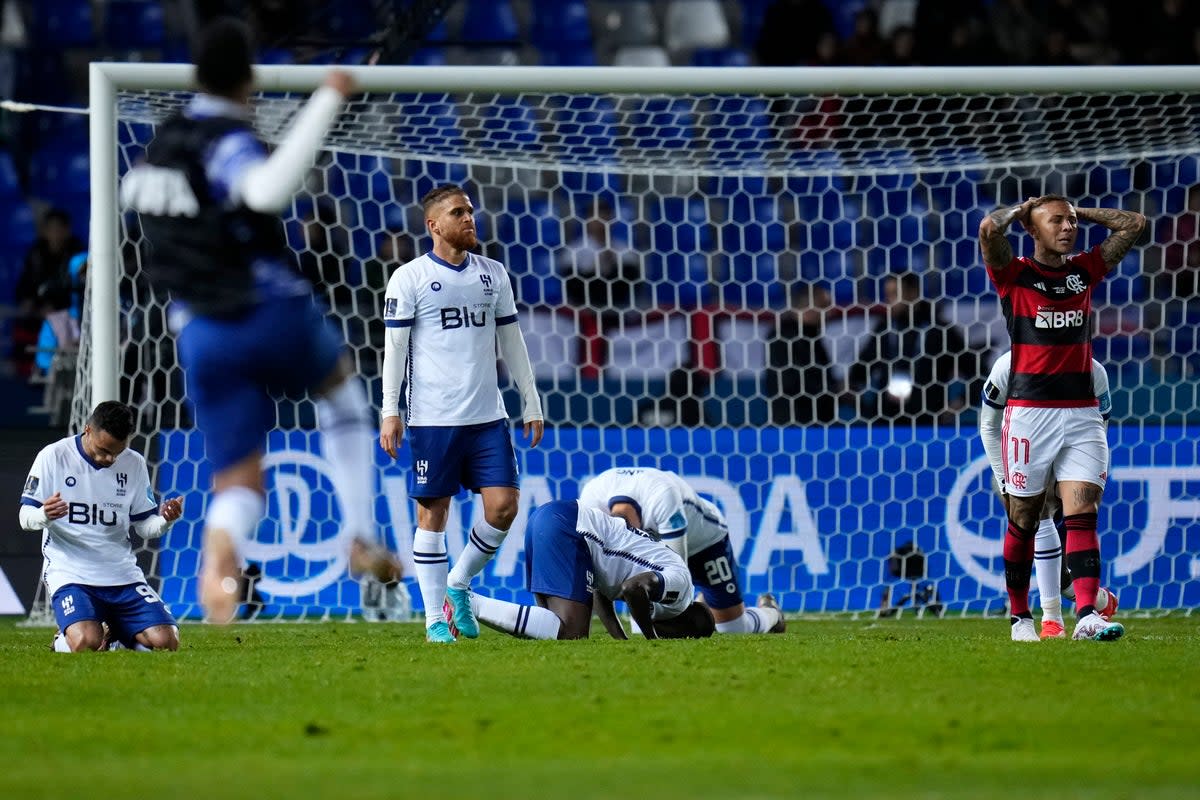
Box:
[1072,612,1125,642]
[1011,617,1039,642]
[1096,587,1119,620]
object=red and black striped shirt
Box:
[986,246,1106,408]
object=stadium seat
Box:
[538,45,598,67]
[3,201,38,252]
[530,0,591,47]
[612,45,670,67]
[29,143,89,199]
[690,47,752,67]
[0,151,21,200]
[461,0,520,42]
[703,375,770,427]
[32,0,95,47]
[104,1,165,49]
[822,0,871,39]
[591,1,659,50]
[664,0,730,55]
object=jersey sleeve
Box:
[985,256,1023,294]
[981,351,1011,409]
[1092,358,1112,419]
[385,263,417,324]
[206,130,268,207]
[494,268,518,324]
[129,458,158,521]
[642,484,688,541]
[20,447,53,508]
[1080,245,1108,281]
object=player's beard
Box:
[444,226,478,252]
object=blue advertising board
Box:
[153,426,1200,617]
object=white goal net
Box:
[32,65,1200,624]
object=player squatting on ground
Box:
[19,402,183,652]
[979,351,1119,641]
[979,193,1145,642]
[120,18,402,624]
[578,466,784,634]
[379,183,545,643]
[445,500,714,640]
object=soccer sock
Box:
[316,378,376,540]
[53,633,71,653]
[1064,512,1101,617]
[206,486,266,559]
[1003,521,1036,617]
[714,606,778,634]
[447,520,507,590]
[1033,517,1064,624]
[472,595,561,640]
[413,528,448,626]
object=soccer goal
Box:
[32,63,1200,624]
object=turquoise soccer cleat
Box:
[445,586,480,639]
[425,621,456,644]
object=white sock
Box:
[714,606,777,634]
[317,378,376,540]
[447,520,507,589]
[53,633,72,653]
[1033,517,1063,624]
[413,528,448,626]
[473,594,561,640]
[206,486,266,560]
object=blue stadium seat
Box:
[738,0,773,48]
[626,98,695,152]
[691,47,752,67]
[3,201,37,251]
[461,0,520,42]
[32,0,95,47]
[105,1,165,49]
[538,45,598,67]
[0,151,20,199]
[29,143,90,198]
[530,0,591,47]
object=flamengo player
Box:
[978,194,1144,642]
[979,350,1118,640]
[379,184,544,643]
[19,402,183,652]
[578,466,784,634]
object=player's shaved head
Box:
[194,17,254,96]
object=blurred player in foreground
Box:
[979,351,1119,641]
[979,193,1144,641]
[447,500,713,640]
[19,402,182,651]
[120,18,400,623]
[578,466,784,634]
[379,184,544,643]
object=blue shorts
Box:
[687,536,744,610]
[176,295,342,470]
[51,582,177,647]
[407,419,519,498]
[524,500,592,604]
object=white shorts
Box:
[1001,406,1108,497]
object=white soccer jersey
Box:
[979,351,1111,487]
[578,467,727,557]
[576,504,693,620]
[383,251,518,426]
[20,436,158,594]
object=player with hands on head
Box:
[446,500,714,641]
[978,193,1144,642]
[379,184,544,643]
[979,350,1118,640]
[120,17,401,624]
[578,466,785,634]
[19,402,183,652]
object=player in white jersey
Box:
[578,467,785,634]
[980,351,1118,641]
[380,184,544,643]
[448,500,714,640]
[18,402,183,652]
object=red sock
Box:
[1064,513,1100,613]
[1003,522,1036,616]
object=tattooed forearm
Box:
[1076,207,1147,268]
[979,227,1013,269]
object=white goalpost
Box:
[28,63,1200,624]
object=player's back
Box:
[385,252,514,426]
[575,504,688,601]
[578,466,686,531]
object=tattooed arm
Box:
[1075,206,1147,271]
[978,197,1037,269]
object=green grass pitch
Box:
[1,616,1197,800]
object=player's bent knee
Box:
[140,625,180,651]
[66,623,106,652]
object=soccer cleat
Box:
[1039,619,1066,639]
[445,586,480,639]
[1097,587,1119,620]
[1011,617,1039,642]
[757,593,787,633]
[349,536,404,584]
[1072,612,1125,642]
[425,621,456,644]
[442,599,459,639]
